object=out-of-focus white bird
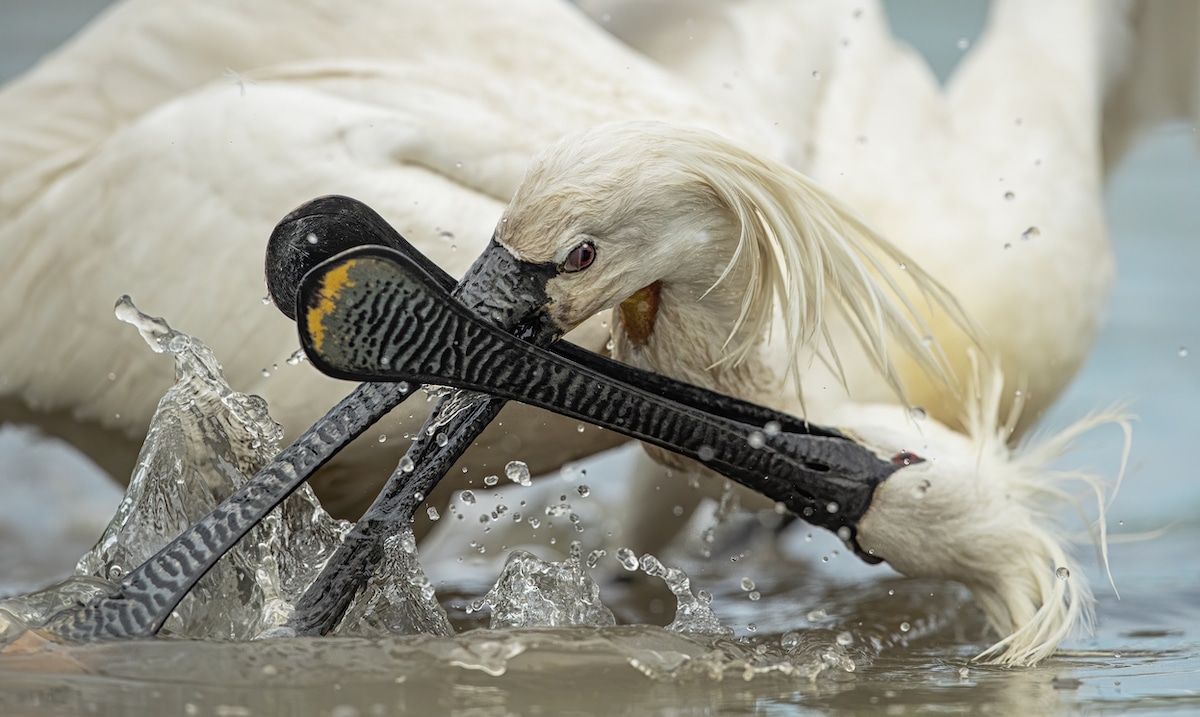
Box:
[0,0,796,517]
[0,0,1192,664]
[580,0,1199,433]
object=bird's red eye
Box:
[891,451,923,466]
[562,242,596,273]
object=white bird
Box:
[0,0,1191,664]
[0,0,793,518]
[489,119,1130,665]
[581,0,1199,434]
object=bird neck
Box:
[611,256,779,405]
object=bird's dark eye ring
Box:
[562,242,596,273]
[892,451,923,466]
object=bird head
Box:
[490,120,968,396]
[826,359,1128,665]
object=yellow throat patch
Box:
[618,281,662,347]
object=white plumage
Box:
[1,0,1194,663]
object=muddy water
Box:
[2,1,1199,715]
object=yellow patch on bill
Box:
[305,259,357,353]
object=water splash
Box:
[699,483,741,558]
[482,542,615,629]
[0,299,957,688]
[5,298,351,639]
[637,553,731,637]
[335,529,452,637]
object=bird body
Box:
[581,0,1183,435]
[1,0,1193,664]
[0,0,786,515]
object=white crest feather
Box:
[676,126,974,402]
[960,352,1132,665]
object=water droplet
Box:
[914,478,931,498]
[763,420,781,437]
[460,490,476,505]
[377,434,387,443]
[826,501,839,514]
[697,445,716,461]
[811,70,821,80]
[1004,191,1015,201]
[435,432,448,447]
[505,460,532,486]
[747,431,765,449]
[305,232,319,245]
[1179,346,1189,358]
[958,666,970,678]
[748,591,761,601]
[1056,566,1070,580]
[261,368,271,378]
[399,455,415,473]
[261,295,271,305]
[577,484,591,498]
[807,609,827,622]
[781,631,801,650]
[898,262,907,270]
[427,506,440,521]
[576,424,586,433]
[544,503,571,517]
[286,348,307,365]
[483,474,499,487]
[1113,651,1123,658]
[697,590,713,605]
[899,621,911,633]
[616,547,639,571]
[837,526,852,542]
[106,372,117,381]
[414,492,424,502]
[740,577,756,591]
[836,631,853,646]
[908,406,927,420]
[1003,242,1013,250]
[956,37,970,50]
[1021,226,1041,241]
[437,230,455,242]
[527,517,541,529]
